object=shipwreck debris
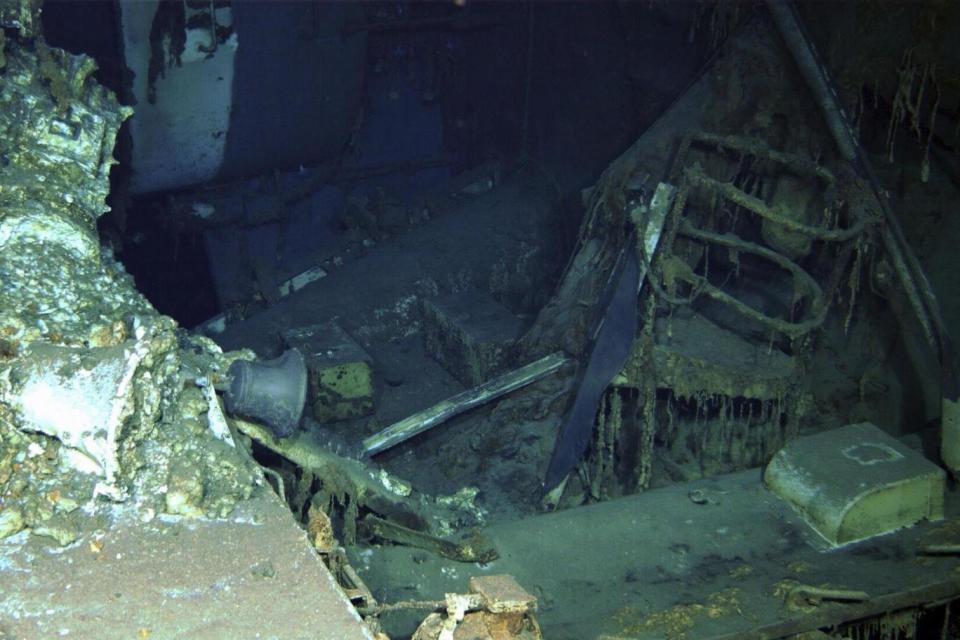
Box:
[765,0,960,480]
[233,416,487,554]
[361,513,498,564]
[411,574,542,640]
[0,29,261,542]
[782,582,870,613]
[765,422,945,547]
[223,348,308,438]
[362,351,570,458]
[543,181,674,494]
[422,290,526,388]
[283,321,376,424]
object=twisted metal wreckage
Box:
[1,0,959,638]
[0,2,538,637]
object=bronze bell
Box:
[223,348,307,438]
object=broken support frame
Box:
[666,128,871,343]
[765,0,960,474]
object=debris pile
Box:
[0,28,261,544]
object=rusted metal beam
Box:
[362,351,570,458]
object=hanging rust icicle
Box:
[885,47,941,171]
[844,237,867,335]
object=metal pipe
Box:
[362,352,570,458]
[765,1,857,162]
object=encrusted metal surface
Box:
[0,24,264,549]
[0,494,374,640]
